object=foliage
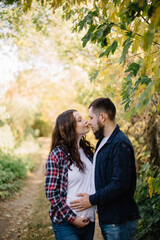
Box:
[1,2,93,147]
[0,149,27,199]
[51,0,160,116]
[0,124,16,150]
[0,1,53,40]
[2,95,38,145]
[32,117,51,137]
[124,105,160,168]
[135,163,160,240]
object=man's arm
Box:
[70,141,133,210]
[90,141,132,205]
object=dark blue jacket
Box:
[89,125,140,224]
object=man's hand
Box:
[70,193,92,212]
[72,216,90,228]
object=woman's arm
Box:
[45,149,76,223]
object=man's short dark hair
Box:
[89,98,116,121]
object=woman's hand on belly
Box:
[72,216,90,228]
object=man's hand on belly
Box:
[70,193,92,211]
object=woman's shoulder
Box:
[49,144,69,162]
[49,144,64,156]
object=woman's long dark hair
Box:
[50,110,94,172]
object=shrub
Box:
[32,119,51,137]
[135,163,160,239]
[0,150,27,199]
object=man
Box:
[70,97,140,239]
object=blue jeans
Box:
[51,220,95,240]
[99,219,138,240]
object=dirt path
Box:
[0,138,103,240]
[0,138,50,240]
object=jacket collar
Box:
[96,124,120,149]
[107,124,120,143]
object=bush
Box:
[32,119,51,137]
[135,163,160,239]
[0,150,27,199]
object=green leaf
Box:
[103,22,114,36]
[111,40,118,54]
[105,46,111,57]
[89,69,99,82]
[135,81,155,113]
[95,28,104,39]
[99,51,106,58]
[142,30,154,50]
[101,38,108,48]
[99,41,118,57]
[140,75,152,85]
[125,63,140,76]
[120,39,133,64]
[81,32,93,47]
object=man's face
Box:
[88,107,104,139]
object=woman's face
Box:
[73,111,89,137]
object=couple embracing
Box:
[45,97,140,240]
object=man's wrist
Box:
[89,194,97,205]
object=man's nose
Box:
[84,119,88,125]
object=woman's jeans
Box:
[99,219,138,240]
[51,220,95,240]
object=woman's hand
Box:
[72,216,90,228]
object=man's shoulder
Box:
[113,129,132,146]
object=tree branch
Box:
[99,16,160,46]
[139,13,159,33]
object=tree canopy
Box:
[1,0,160,117]
[50,0,160,117]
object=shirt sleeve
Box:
[89,141,133,206]
[45,151,76,223]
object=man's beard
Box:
[94,121,104,139]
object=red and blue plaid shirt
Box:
[45,144,76,224]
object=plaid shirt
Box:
[45,144,76,224]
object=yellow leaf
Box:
[132,37,140,53]
[148,176,154,198]
[157,95,160,111]
[151,6,160,27]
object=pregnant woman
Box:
[45,109,95,240]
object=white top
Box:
[66,148,95,222]
[91,137,109,194]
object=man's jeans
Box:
[52,220,95,240]
[99,219,138,240]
